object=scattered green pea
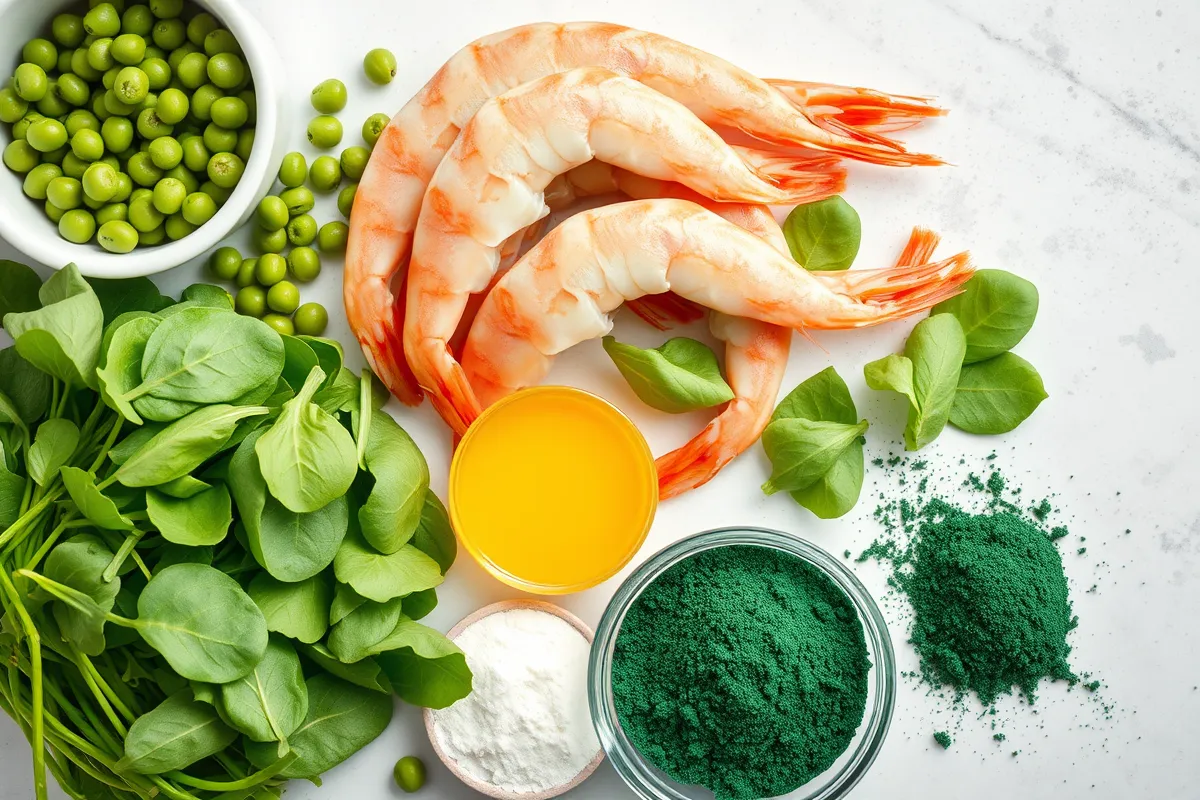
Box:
[151,176,186,214]
[363,48,397,85]
[362,112,389,148]
[338,183,357,218]
[317,220,349,252]
[187,12,219,47]
[254,226,287,254]
[206,151,244,188]
[266,280,299,314]
[82,162,119,202]
[209,245,242,280]
[278,151,306,188]
[83,3,121,38]
[310,78,347,114]
[122,5,155,37]
[52,14,87,48]
[202,122,237,153]
[101,116,134,152]
[285,215,317,247]
[234,285,267,317]
[280,185,314,217]
[340,146,369,181]
[95,202,128,225]
[288,246,321,283]
[0,87,30,124]
[26,118,69,153]
[23,163,63,200]
[292,302,329,336]
[96,219,138,252]
[22,39,59,73]
[261,313,294,336]
[3,140,40,173]
[235,256,258,287]
[254,252,287,286]
[306,115,342,149]
[164,211,196,240]
[59,208,97,243]
[393,756,426,793]
[257,196,288,231]
[13,63,49,102]
[309,155,341,193]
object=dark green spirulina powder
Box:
[611,545,870,800]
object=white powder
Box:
[430,608,600,794]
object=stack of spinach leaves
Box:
[0,262,470,800]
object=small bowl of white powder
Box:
[424,600,604,799]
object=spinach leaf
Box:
[375,620,472,709]
[865,314,966,450]
[602,336,734,413]
[43,535,120,656]
[99,310,155,367]
[402,588,438,621]
[280,336,320,393]
[256,367,357,514]
[61,467,134,530]
[0,260,42,317]
[86,276,165,326]
[772,365,859,424]
[790,446,865,520]
[249,573,331,645]
[28,419,79,486]
[761,418,868,495]
[314,367,359,414]
[932,269,1038,363]
[97,315,161,424]
[155,474,211,499]
[2,264,104,389]
[297,336,344,390]
[131,307,285,404]
[358,412,428,554]
[154,543,214,571]
[245,673,393,779]
[116,405,268,488]
[180,283,234,310]
[356,368,373,469]
[131,395,204,423]
[329,583,368,626]
[299,644,392,694]
[0,348,52,425]
[781,196,861,271]
[327,598,405,664]
[950,352,1048,434]
[218,637,308,752]
[333,530,443,604]
[410,491,456,574]
[147,484,232,546]
[117,692,238,774]
[135,563,269,683]
[108,423,164,465]
[0,444,23,528]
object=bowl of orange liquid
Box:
[448,386,658,594]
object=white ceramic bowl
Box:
[0,0,288,278]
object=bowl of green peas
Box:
[0,0,287,277]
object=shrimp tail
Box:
[373,274,424,406]
[425,354,482,436]
[893,226,942,267]
[829,252,974,326]
[655,405,746,499]
[765,79,947,134]
[626,293,707,330]
[739,148,848,202]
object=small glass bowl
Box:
[589,528,896,800]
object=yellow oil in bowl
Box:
[449,386,658,594]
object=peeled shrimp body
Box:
[404,67,847,432]
[461,199,973,441]
[346,21,945,405]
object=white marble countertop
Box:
[3,0,1199,798]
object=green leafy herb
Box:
[0,260,42,318]
[27,419,79,487]
[0,348,52,425]
[358,412,428,554]
[327,597,405,664]
[376,622,472,709]
[146,484,233,546]
[117,692,238,774]
[0,443,23,527]
[43,536,120,657]
[603,336,733,413]
[154,474,212,499]
[179,283,233,310]
[932,269,1039,363]
[402,588,438,621]
[60,467,134,530]
[409,491,456,574]
[86,276,167,326]
[218,637,308,753]
[115,405,268,487]
[3,264,104,389]
[299,644,392,694]
[280,335,320,393]
[330,583,369,626]
[248,573,332,645]
[97,315,161,424]
[950,352,1048,434]
[333,530,444,604]
[781,196,861,271]
[761,418,869,495]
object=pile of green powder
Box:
[860,489,1078,705]
[611,545,870,800]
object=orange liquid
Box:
[449,387,657,593]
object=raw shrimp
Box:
[346,21,945,404]
[461,199,973,440]
[404,67,847,432]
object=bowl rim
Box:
[588,527,897,800]
[447,385,659,596]
[0,0,281,278]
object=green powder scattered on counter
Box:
[934,731,953,748]
[611,546,870,800]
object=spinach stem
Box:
[71,653,127,737]
[76,653,135,727]
[168,753,296,790]
[0,490,63,551]
[0,569,47,800]
[88,417,124,474]
[22,515,78,572]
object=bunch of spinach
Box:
[864,269,1047,448]
[0,263,468,800]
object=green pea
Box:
[145,136,181,169]
[23,163,63,200]
[309,155,341,193]
[37,85,70,118]
[70,129,105,162]
[127,151,163,186]
[257,196,288,231]
[339,146,370,182]
[139,223,166,245]
[181,191,216,225]
[187,12,219,47]
[95,202,128,225]
[111,171,133,203]
[87,37,116,72]
[65,110,101,137]
[137,107,173,139]
[283,215,315,248]
[310,78,347,114]
[203,29,241,57]
[154,87,189,124]
[177,52,209,89]
[317,220,349,253]
[149,0,183,18]
[100,116,134,152]
[83,162,119,202]
[362,112,389,148]
[56,49,74,75]
[338,183,357,218]
[112,66,149,105]
[363,48,397,85]
[180,135,209,171]
[255,252,288,286]
[96,219,138,252]
[164,211,196,240]
[103,89,136,117]
[209,96,247,129]
[393,756,426,794]
[110,33,145,65]
[292,302,329,336]
[91,91,112,121]
[235,256,258,287]
[235,128,254,162]
[13,63,48,102]
[152,19,186,51]
[69,48,101,82]
[129,187,153,205]
[167,41,198,72]
[59,208,97,243]
[164,164,198,192]
[22,39,59,72]
[139,57,172,90]
[280,186,314,217]
[100,66,119,90]
[206,152,244,188]
[306,115,342,149]
[84,3,122,38]
[208,246,241,279]
[60,153,89,179]
[278,151,306,188]
[151,176,186,213]
[261,313,294,336]
[191,83,222,120]
[0,87,29,124]
[202,123,237,153]
[234,285,267,317]
[238,88,257,123]
[265,280,299,314]
[144,44,167,61]
[254,226,287,254]
[27,118,69,153]
[52,14,87,48]
[200,179,232,206]
[287,246,321,283]
[122,5,155,37]
[45,201,66,224]
[12,111,43,140]
[206,52,245,90]
[57,74,93,107]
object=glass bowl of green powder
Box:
[589,528,896,800]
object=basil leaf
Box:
[256,367,357,514]
[863,354,916,409]
[333,530,444,604]
[781,196,861,271]
[771,365,858,425]
[327,598,405,664]
[147,484,233,546]
[0,348,52,425]
[116,405,268,488]
[118,692,238,775]
[603,336,733,413]
[950,352,1048,434]
[409,491,456,574]
[761,418,868,495]
[218,637,308,750]
[932,269,1038,363]
[61,467,134,530]
[0,260,42,318]
[375,621,472,709]
[248,573,331,645]
[86,276,165,326]
[28,419,80,487]
[358,412,428,554]
[3,264,104,389]
[790,444,865,520]
[44,535,120,657]
[299,644,392,694]
[245,673,393,779]
[97,315,161,425]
